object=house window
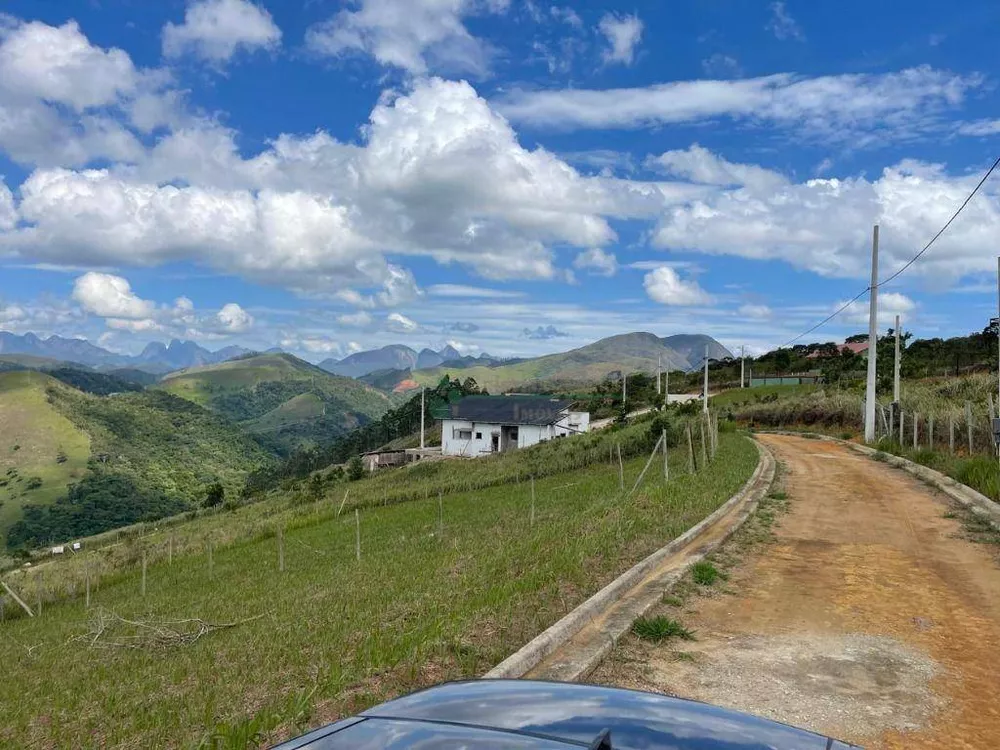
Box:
[455,428,472,440]
[475,432,482,440]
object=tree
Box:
[772,348,793,374]
[347,455,366,481]
[845,333,869,343]
[202,481,225,508]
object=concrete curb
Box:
[759,430,1000,530]
[484,437,776,680]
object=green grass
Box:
[0,372,90,548]
[690,560,724,586]
[630,615,696,642]
[0,431,757,748]
[709,384,817,409]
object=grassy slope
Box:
[0,372,90,544]
[160,354,393,451]
[1,428,758,748]
[710,384,818,409]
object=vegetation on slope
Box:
[6,385,274,550]
[160,353,393,456]
[0,421,757,748]
[0,372,90,547]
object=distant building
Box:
[439,396,590,457]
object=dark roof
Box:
[437,395,572,425]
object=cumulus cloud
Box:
[72,272,154,319]
[958,119,1000,136]
[650,156,1000,285]
[279,333,341,355]
[573,248,618,276]
[643,266,712,306]
[841,291,916,327]
[496,67,978,144]
[649,145,788,193]
[163,0,282,63]
[336,311,374,327]
[306,0,509,76]
[0,179,16,230]
[215,302,253,332]
[598,12,643,65]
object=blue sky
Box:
[0,0,999,361]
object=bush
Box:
[23,477,43,491]
[202,481,225,508]
[347,456,366,482]
[647,415,682,449]
[631,616,696,642]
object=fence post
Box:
[168,535,173,565]
[616,444,624,491]
[355,508,361,562]
[0,581,33,617]
[686,425,696,473]
[900,411,905,445]
[699,419,708,468]
[928,415,934,450]
[630,433,665,495]
[949,415,955,454]
[529,477,535,528]
[278,526,285,572]
[966,402,974,454]
[913,412,918,450]
[85,567,91,609]
[662,429,669,481]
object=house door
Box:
[491,434,500,453]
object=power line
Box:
[779,155,1000,349]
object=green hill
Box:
[0,371,91,545]
[1,373,275,550]
[412,332,710,392]
[159,353,395,455]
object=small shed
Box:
[361,450,409,473]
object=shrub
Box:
[691,560,722,586]
[23,477,43,491]
[647,414,682,449]
[347,456,366,482]
[202,482,225,509]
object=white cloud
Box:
[766,2,804,42]
[305,0,509,76]
[336,310,374,326]
[841,291,916,327]
[162,0,282,63]
[72,272,154,319]
[386,311,419,333]
[0,19,138,110]
[279,334,341,355]
[649,156,1000,285]
[427,284,524,298]
[958,119,1000,136]
[598,12,643,65]
[495,67,978,144]
[573,248,618,276]
[550,6,582,28]
[643,266,712,306]
[648,145,789,193]
[738,303,773,319]
[444,338,479,353]
[215,302,254,332]
[0,179,15,230]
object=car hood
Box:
[359,680,861,749]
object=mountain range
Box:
[0,332,251,373]
[319,344,500,378]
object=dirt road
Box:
[594,434,1000,749]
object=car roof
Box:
[273,679,861,749]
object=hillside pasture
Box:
[0,426,757,748]
[0,372,90,546]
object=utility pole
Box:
[656,355,661,395]
[740,345,746,388]
[894,314,901,442]
[420,387,426,450]
[702,345,709,414]
[864,225,879,443]
[664,368,669,408]
[622,372,627,410]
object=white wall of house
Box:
[441,412,590,457]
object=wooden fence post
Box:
[928,415,934,450]
[950,415,955,454]
[278,526,285,572]
[355,509,361,562]
[630,433,665,495]
[168,535,173,565]
[85,568,90,609]
[686,425,696,473]
[912,412,918,450]
[900,411,905,445]
[616,444,624,491]
[966,402,974,454]
[699,419,708,468]
[0,581,33,618]
[662,429,669,481]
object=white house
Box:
[439,395,590,457]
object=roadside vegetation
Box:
[0,421,758,748]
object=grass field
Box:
[709,384,818,409]
[0,372,90,547]
[0,427,758,748]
